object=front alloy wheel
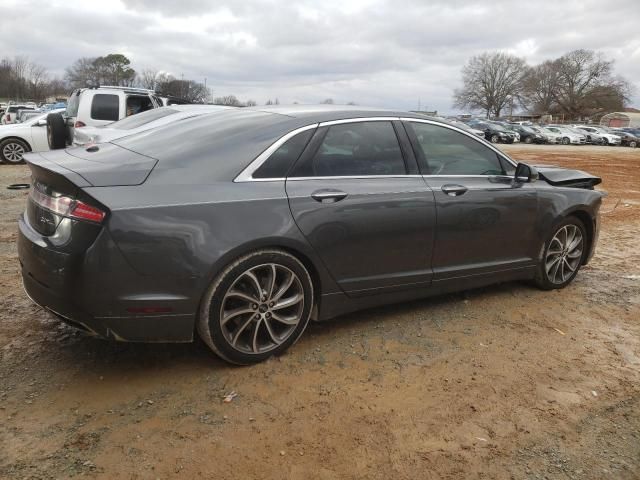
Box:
[535,218,586,290]
[0,139,28,163]
[490,134,499,143]
[198,250,313,364]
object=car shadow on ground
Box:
[26,279,537,375]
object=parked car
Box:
[46,86,164,149]
[545,126,587,145]
[468,120,516,143]
[1,105,35,125]
[0,109,64,163]
[604,127,638,148]
[72,105,232,146]
[16,108,42,123]
[571,126,605,145]
[491,121,520,142]
[511,125,545,144]
[447,119,484,137]
[530,126,561,144]
[574,126,621,146]
[19,106,603,364]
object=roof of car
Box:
[244,104,431,123]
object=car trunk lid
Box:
[28,143,157,187]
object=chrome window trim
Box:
[235,116,518,183]
[287,175,423,181]
[234,123,319,183]
[400,117,518,169]
[318,116,400,127]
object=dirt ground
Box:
[1,144,639,479]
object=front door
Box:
[404,120,539,280]
[286,120,436,294]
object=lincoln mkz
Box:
[18,106,603,364]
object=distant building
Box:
[599,112,640,128]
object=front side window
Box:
[290,121,405,177]
[410,122,507,176]
[90,94,119,121]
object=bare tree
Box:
[213,95,242,106]
[552,49,616,118]
[453,52,527,117]
[321,98,334,104]
[521,60,559,114]
[245,99,257,107]
[159,79,208,103]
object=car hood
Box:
[534,164,602,188]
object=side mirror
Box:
[515,163,538,183]
[35,119,47,126]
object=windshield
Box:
[108,107,178,130]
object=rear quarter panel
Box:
[85,181,342,304]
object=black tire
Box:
[490,134,499,144]
[524,136,533,144]
[0,138,30,164]
[600,138,608,146]
[46,113,68,150]
[562,137,570,145]
[197,249,314,365]
[534,217,587,290]
[629,140,637,148]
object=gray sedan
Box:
[18,106,603,364]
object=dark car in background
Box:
[607,128,638,148]
[468,120,516,143]
[511,124,545,144]
[19,106,603,364]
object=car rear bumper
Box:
[18,214,195,343]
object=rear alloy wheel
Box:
[524,136,533,144]
[198,250,314,364]
[629,140,637,148]
[535,217,586,290]
[0,138,29,164]
[490,134,499,143]
[562,137,570,145]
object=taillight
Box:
[75,121,86,128]
[30,186,106,223]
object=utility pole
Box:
[204,77,208,103]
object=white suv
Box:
[47,86,164,149]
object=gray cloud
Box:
[1,0,639,111]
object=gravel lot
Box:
[1,144,639,479]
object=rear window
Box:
[91,94,119,121]
[109,108,177,130]
[253,128,315,178]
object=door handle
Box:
[441,184,468,197]
[311,189,348,203]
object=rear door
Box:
[286,119,436,295]
[404,119,539,280]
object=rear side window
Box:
[66,91,80,117]
[91,94,119,121]
[409,122,506,176]
[290,121,406,177]
[253,128,315,179]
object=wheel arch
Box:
[565,209,595,265]
[197,236,334,325]
[0,135,33,151]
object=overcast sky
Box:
[1,0,639,112]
